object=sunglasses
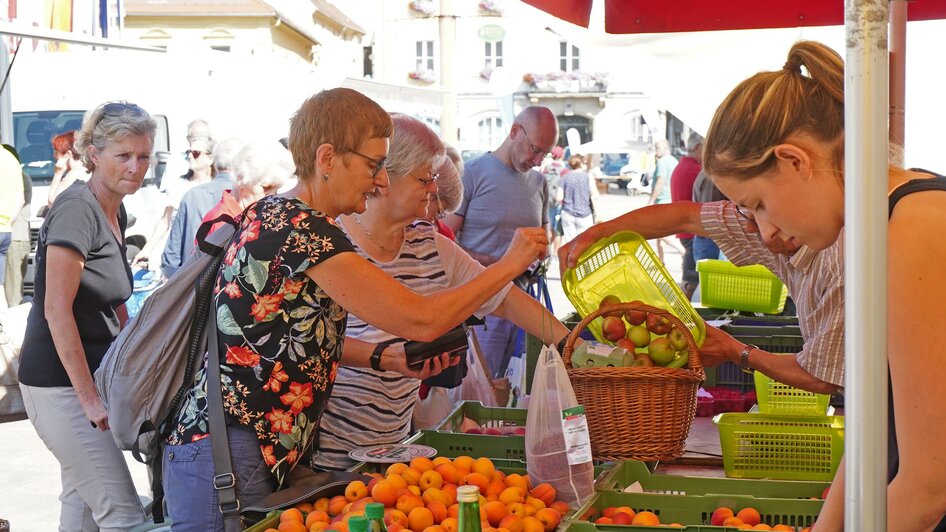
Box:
[417,173,439,186]
[187,150,203,159]
[350,150,387,178]
[101,102,145,118]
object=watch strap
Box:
[371,341,396,372]
[739,344,759,374]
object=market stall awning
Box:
[521,0,946,33]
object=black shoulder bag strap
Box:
[207,294,244,531]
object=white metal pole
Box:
[439,0,458,144]
[844,0,889,530]
[888,0,907,163]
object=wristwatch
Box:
[739,344,759,374]
[371,340,398,372]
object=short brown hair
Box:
[704,40,845,181]
[288,88,393,180]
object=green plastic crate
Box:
[705,335,804,392]
[721,325,802,337]
[562,231,706,348]
[697,260,788,314]
[405,429,525,461]
[714,413,844,481]
[695,307,798,326]
[594,460,829,499]
[571,489,823,530]
[754,372,832,416]
[436,401,528,433]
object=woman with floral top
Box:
[162,88,549,531]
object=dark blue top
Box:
[160,172,234,278]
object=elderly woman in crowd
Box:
[312,113,571,471]
[423,144,464,240]
[162,89,548,531]
[200,140,296,227]
[18,101,155,530]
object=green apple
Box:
[668,327,688,351]
[627,325,651,348]
[648,337,677,366]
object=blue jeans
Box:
[0,232,11,282]
[163,426,275,531]
[693,236,721,262]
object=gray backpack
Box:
[95,216,236,461]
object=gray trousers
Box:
[20,384,145,531]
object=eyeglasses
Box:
[350,150,387,178]
[516,124,548,158]
[187,150,203,159]
[735,205,756,222]
[417,173,439,186]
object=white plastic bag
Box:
[413,386,454,430]
[525,344,595,508]
[456,328,500,407]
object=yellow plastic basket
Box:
[754,371,832,416]
[697,259,789,314]
[562,231,705,348]
[714,412,845,481]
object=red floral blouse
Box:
[168,195,354,486]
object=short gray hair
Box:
[385,114,444,183]
[232,141,295,191]
[433,155,463,214]
[75,101,157,172]
[685,132,704,153]
[213,137,245,173]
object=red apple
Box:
[484,428,503,436]
[601,316,627,342]
[623,300,648,325]
[633,353,654,367]
[465,427,482,434]
[615,338,636,352]
[711,507,734,526]
[598,295,623,317]
[646,313,672,335]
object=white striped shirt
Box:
[313,221,512,470]
[701,201,845,387]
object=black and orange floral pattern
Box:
[168,196,354,486]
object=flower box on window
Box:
[409,0,436,16]
[480,67,494,81]
[522,70,610,92]
[478,0,503,15]
[408,69,436,84]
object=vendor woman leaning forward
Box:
[162,88,548,531]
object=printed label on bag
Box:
[561,405,593,465]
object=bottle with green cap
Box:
[457,485,482,532]
[365,502,387,532]
[350,515,369,532]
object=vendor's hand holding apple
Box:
[695,324,743,368]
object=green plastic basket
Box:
[697,260,788,314]
[571,489,823,530]
[754,372,832,416]
[594,460,829,499]
[714,413,844,481]
[562,231,706,347]
[435,401,528,433]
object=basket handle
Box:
[561,302,703,372]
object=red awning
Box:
[521,0,946,33]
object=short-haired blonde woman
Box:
[18,101,156,530]
[313,113,570,471]
[162,90,548,530]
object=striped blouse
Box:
[312,221,511,471]
[700,201,846,387]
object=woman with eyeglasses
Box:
[310,113,572,471]
[422,144,464,241]
[162,90,549,530]
[18,101,155,530]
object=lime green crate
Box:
[754,372,831,416]
[721,324,802,337]
[436,401,528,433]
[697,260,788,314]
[562,231,706,348]
[406,429,524,461]
[570,489,823,531]
[595,460,829,499]
[714,413,844,481]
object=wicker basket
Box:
[562,302,705,461]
